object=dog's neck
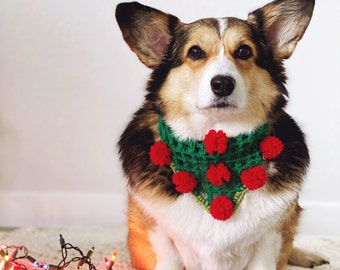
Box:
[153,115,283,221]
[163,113,269,141]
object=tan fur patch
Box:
[183,23,221,65]
[127,196,157,269]
[276,200,301,270]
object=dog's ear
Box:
[115,2,179,69]
[248,0,315,60]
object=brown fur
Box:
[276,201,302,270]
[127,196,157,270]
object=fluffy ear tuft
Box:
[248,0,315,59]
[115,2,179,69]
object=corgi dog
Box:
[116,1,328,269]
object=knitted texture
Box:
[150,116,283,221]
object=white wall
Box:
[0,0,339,235]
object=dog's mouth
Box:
[202,99,237,110]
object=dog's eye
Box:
[234,44,252,60]
[187,45,206,61]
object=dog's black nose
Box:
[210,75,235,97]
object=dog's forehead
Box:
[184,17,253,44]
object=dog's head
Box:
[116,0,314,139]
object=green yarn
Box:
[158,116,269,213]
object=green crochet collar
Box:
[150,115,284,221]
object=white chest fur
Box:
[134,186,298,270]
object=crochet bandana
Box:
[149,116,284,221]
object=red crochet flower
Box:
[203,130,228,155]
[240,165,267,190]
[210,195,234,221]
[150,141,172,166]
[260,136,284,160]
[172,171,198,193]
[206,163,231,186]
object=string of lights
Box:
[0,234,117,270]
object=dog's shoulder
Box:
[118,106,178,198]
[268,111,310,190]
[118,105,157,172]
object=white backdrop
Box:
[0,0,339,235]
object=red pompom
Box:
[172,171,198,193]
[240,166,267,190]
[203,130,228,155]
[150,141,172,166]
[260,136,284,160]
[210,195,234,221]
[206,163,231,186]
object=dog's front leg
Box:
[246,231,282,270]
[149,225,184,270]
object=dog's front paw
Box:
[289,247,329,268]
